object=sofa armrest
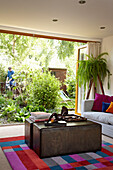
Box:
[81,99,94,115]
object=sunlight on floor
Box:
[0,124,24,138]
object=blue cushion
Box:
[102,102,110,112]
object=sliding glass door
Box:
[75,45,87,115]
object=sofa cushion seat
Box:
[83,111,113,125]
[82,99,113,138]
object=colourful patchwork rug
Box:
[0,136,113,170]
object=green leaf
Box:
[76,52,111,89]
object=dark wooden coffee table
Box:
[25,118,34,149]
[32,120,101,158]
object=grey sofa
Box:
[82,99,113,138]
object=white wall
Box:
[101,36,113,95]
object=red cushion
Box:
[92,93,113,112]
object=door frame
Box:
[75,44,88,115]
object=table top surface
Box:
[34,120,101,130]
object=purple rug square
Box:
[5,152,26,170]
[70,154,85,162]
[102,144,106,147]
[94,162,106,168]
[60,163,73,169]
[21,146,29,150]
[105,156,113,161]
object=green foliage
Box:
[0,64,7,82]
[0,33,39,65]
[66,79,76,97]
[26,104,46,112]
[0,96,16,122]
[76,52,111,89]
[65,69,76,97]
[57,40,75,60]
[2,104,17,121]
[0,33,86,123]
[56,41,85,61]
[0,95,6,109]
[13,65,33,102]
[0,68,61,123]
[5,90,14,99]
[0,70,61,123]
[15,95,27,107]
[27,71,61,110]
[0,33,55,68]
[0,94,30,123]
[39,39,54,69]
[14,107,30,122]
[58,101,75,110]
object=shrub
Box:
[65,70,76,97]
[0,94,30,123]
[27,71,61,110]
[66,78,75,97]
[0,95,6,109]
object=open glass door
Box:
[75,45,88,115]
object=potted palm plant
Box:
[76,52,111,98]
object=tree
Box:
[0,33,40,65]
[56,40,75,60]
[56,40,85,60]
[34,38,54,69]
[0,33,56,69]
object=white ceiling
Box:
[0,0,113,41]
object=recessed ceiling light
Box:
[52,19,58,22]
[100,26,106,30]
[79,0,86,4]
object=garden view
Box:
[0,33,85,124]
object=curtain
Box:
[87,42,101,57]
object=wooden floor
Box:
[102,134,113,144]
[0,147,12,170]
